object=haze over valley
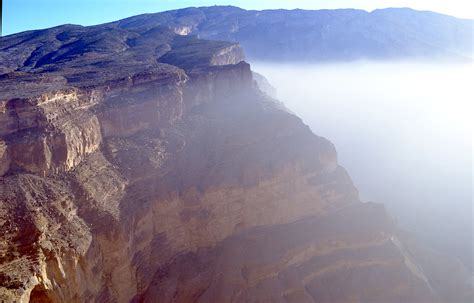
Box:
[253,61,473,269]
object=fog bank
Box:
[253,62,473,268]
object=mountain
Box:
[0,7,472,303]
[112,6,473,61]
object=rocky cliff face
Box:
[0,16,471,303]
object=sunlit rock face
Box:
[0,10,471,303]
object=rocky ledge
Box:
[0,16,471,303]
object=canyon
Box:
[0,6,472,303]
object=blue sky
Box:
[3,0,473,35]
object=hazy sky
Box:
[3,0,474,35]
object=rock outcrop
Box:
[0,13,471,303]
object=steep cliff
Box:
[0,16,471,303]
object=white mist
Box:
[253,61,473,268]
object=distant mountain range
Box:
[113,6,473,61]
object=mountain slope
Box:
[113,6,473,61]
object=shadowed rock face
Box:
[0,9,471,303]
[113,6,473,62]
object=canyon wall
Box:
[0,19,471,303]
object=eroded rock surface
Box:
[0,14,471,303]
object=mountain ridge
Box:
[110,5,473,62]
